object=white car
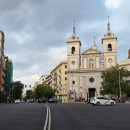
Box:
[15,99,21,103]
[90,97,116,106]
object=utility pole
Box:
[119,70,121,102]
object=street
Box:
[0,103,46,130]
[0,103,130,130]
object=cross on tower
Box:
[93,36,96,43]
[108,16,109,22]
[73,20,75,26]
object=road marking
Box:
[44,104,51,130]
[48,105,51,130]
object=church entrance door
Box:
[89,88,96,98]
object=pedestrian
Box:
[79,97,81,102]
[118,97,120,103]
[88,98,90,104]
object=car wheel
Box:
[96,102,100,106]
[111,102,114,106]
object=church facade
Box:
[67,21,117,101]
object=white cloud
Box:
[105,0,122,9]
[47,46,67,64]
[13,70,40,86]
[1,0,129,87]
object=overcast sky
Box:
[0,0,129,86]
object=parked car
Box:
[48,98,57,103]
[90,97,116,106]
[15,99,21,103]
[27,99,33,103]
[38,97,46,103]
[20,100,24,103]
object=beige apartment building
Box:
[50,60,68,102]
[39,74,49,84]
[118,50,130,85]
[44,75,52,86]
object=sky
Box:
[0,0,130,87]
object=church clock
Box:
[71,60,75,65]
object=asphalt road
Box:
[0,103,130,130]
[50,103,130,130]
[0,103,46,130]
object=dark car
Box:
[38,97,46,103]
[27,99,33,103]
[48,98,57,103]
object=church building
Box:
[67,21,117,101]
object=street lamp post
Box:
[119,70,121,102]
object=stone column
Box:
[67,73,70,101]
[77,74,80,98]
[82,75,85,98]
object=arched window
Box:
[72,47,75,54]
[108,44,112,51]
[89,59,94,70]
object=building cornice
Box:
[51,60,67,73]
[68,70,102,73]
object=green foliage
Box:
[13,81,24,100]
[26,90,33,99]
[100,66,129,96]
[35,84,57,100]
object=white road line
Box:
[48,106,51,130]
[44,104,49,130]
[44,104,51,130]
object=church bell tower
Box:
[67,22,81,71]
[102,18,117,69]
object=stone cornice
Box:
[67,70,102,73]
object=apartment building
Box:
[50,60,68,102]
[0,31,5,91]
[39,74,49,84]
[34,81,39,88]
[44,75,52,86]
[118,49,130,85]
[4,56,13,93]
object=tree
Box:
[26,90,33,99]
[100,66,130,96]
[13,81,24,100]
[35,84,57,100]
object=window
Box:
[65,65,67,68]
[103,97,109,100]
[89,59,94,70]
[89,77,94,82]
[65,77,67,80]
[71,47,75,54]
[65,71,67,74]
[108,44,112,51]
[25,85,27,88]
[72,81,75,84]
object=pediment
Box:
[81,48,101,55]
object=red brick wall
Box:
[0,31,5,89]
